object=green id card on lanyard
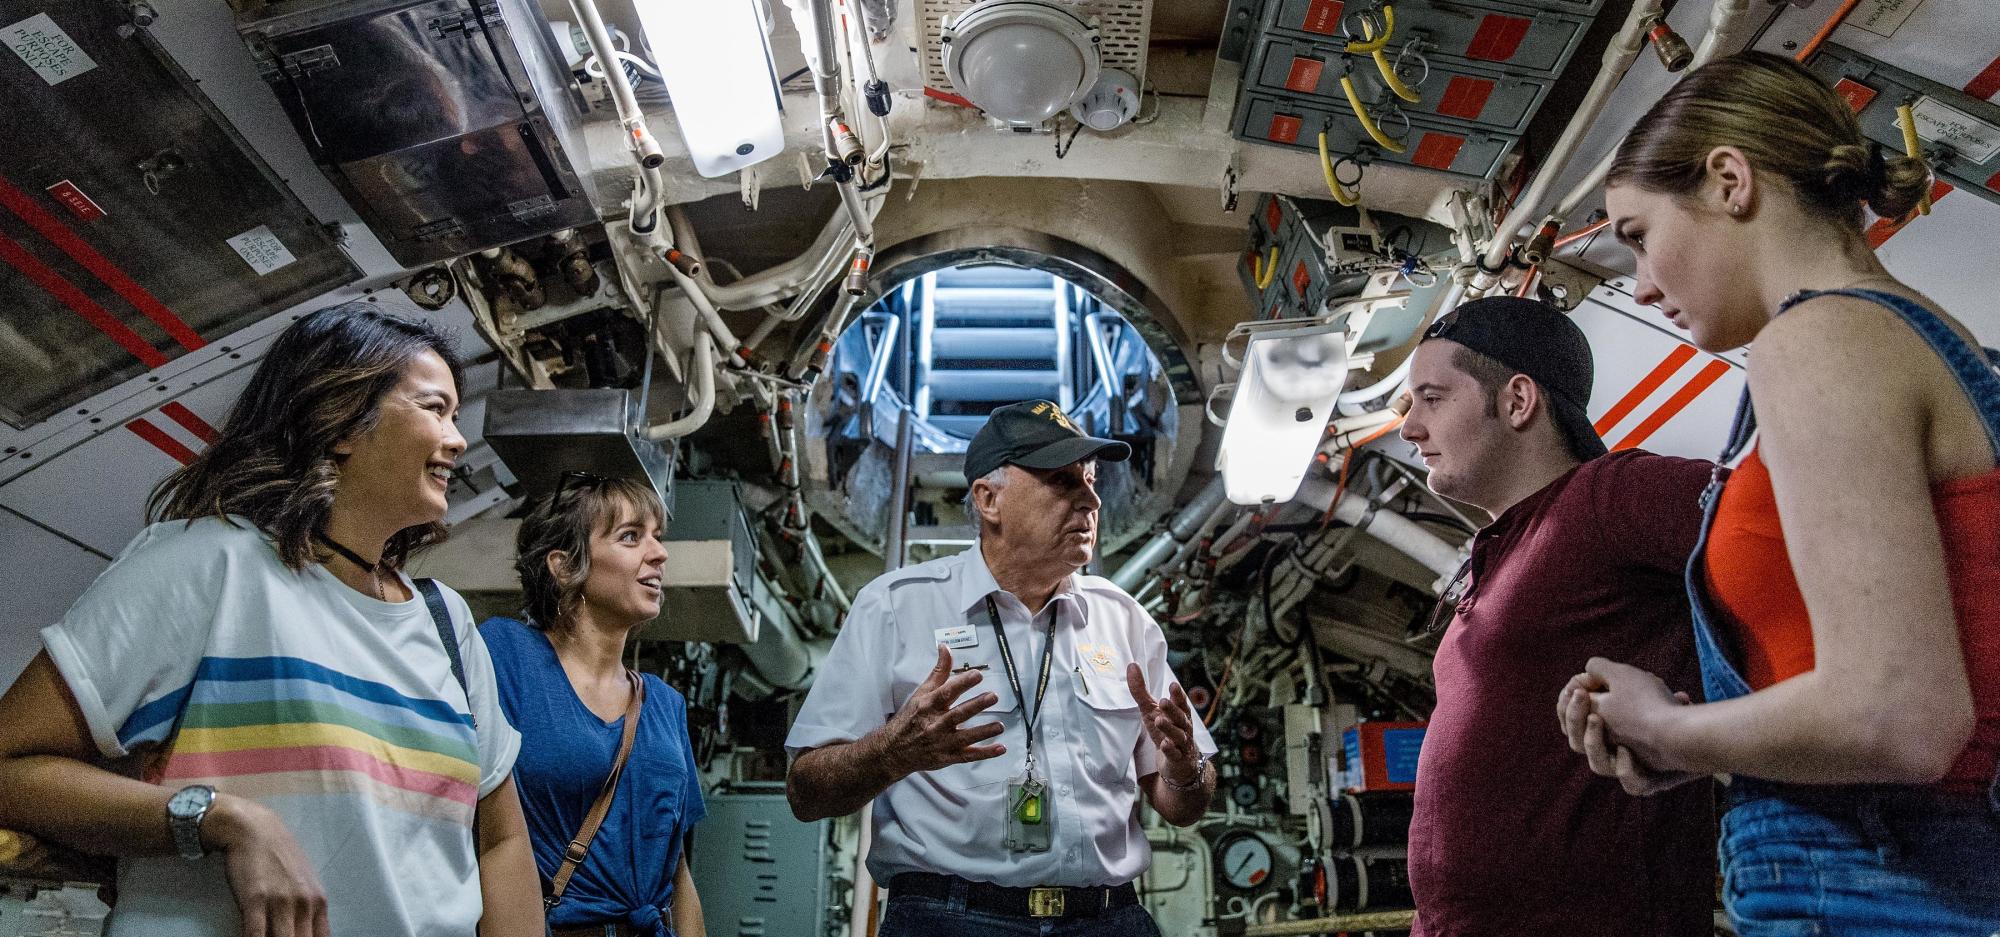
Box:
[989,596,1058,853]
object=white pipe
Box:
[1551,0,1758,222]
[667,207,854,311]
[566,0,663,168]
[1296,476,1464,583]
[668,266,745,364]
[1473,0,1665,293]
[644,331,718,440]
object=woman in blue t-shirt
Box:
[479,475,707,937]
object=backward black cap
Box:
[963,400,1131,482]
[1420,296,1610,461]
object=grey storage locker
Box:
[1249,34,1554,134]
[1264,0,1591,79]
[1237,91,1519,180]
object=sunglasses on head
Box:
[1423,310,1463,342]
[554,470,609,499]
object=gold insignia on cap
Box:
[1031,401,1077,432]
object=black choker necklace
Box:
[318,533,388,601]
[318,534,379,570]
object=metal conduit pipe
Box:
[567,0,664,168]
[644,331,718,440]
[1550,0,1758,223]
[667,266,746,366]
[1473,0,1665,294]
[1295,476,1464,583]
[739,600,828,690]
[1112,475,1230,590]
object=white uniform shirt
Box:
[785,546,1216,887]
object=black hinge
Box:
[428,2,504,40]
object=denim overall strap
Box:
[1790,288,2000,456]
[1683,387,1759,706]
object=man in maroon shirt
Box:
[1396,297,1715,937]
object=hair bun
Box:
[1819,143,1877,198]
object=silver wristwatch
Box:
[1162,753,1211,792]
[166,784,216,860]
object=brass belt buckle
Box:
[1028,886,1066,918]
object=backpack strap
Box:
[414,578,471,711]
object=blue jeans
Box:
[878,894,1163,937]
[1720,791,2000,936]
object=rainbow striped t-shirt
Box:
[42,517,520,937]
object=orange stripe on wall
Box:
[1865,181,1955,248]
[1612,360,1732,452]
[1594,344,1697,435]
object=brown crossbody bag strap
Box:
[545,670,645,911]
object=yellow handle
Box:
[1894,102,1932,216]
[1318,131,1361,206]
[1253,246,1279,289]
[1342,74,1406,153]
[1344,3,1395,54]
[1366,16,1420,103]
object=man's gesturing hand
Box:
[1126,663,1202,785]
[879,645,1008,777]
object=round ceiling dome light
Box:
[941,0,1101,126]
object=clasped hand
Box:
[1556,657,1702,797]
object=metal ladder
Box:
[914,266,1073,439]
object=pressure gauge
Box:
[1215,831,1275,891]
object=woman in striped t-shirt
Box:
[0,303,543,937]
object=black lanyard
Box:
[985,595,1058,773]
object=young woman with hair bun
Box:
[1557,51,2000,934]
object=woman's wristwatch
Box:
[1161,753,1211,792]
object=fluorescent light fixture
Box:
[1215,322,1351,505]
[636,0,785,178]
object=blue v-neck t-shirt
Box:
[479,617,706,936]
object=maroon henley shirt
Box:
[1408,449,1718,937]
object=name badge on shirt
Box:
[935,625,978,649]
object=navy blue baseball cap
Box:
[964,400,1131,481]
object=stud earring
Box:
[1729,203,1745,216]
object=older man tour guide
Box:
[785,400,1217,936]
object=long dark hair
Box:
[147,302,465,570]
[514,476,665,631]
[1609,52,1932,229]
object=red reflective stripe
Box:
[1466,14,1531,62]
[160,402,218,445]
[1612,361,1731,451]
[1864,180,1955,248]
[0,173,205,352]
[1268,114,1303,144]
[1965,55,2000,101]
[1292,260,1312,295]
[1434,76,1496,120]
[1595,344,1698,435]
[1987,170,2000,193]
[1285,56,1326,92]
[1299,0,1345,36]
[0,233,168,368]
[1411,133,1464,170]
[127,418,198,466]
[1833,77,1878,113]
[1264,196,1282,234]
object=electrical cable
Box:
[1318,131,1362,206]
[1342,73,1407,154]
